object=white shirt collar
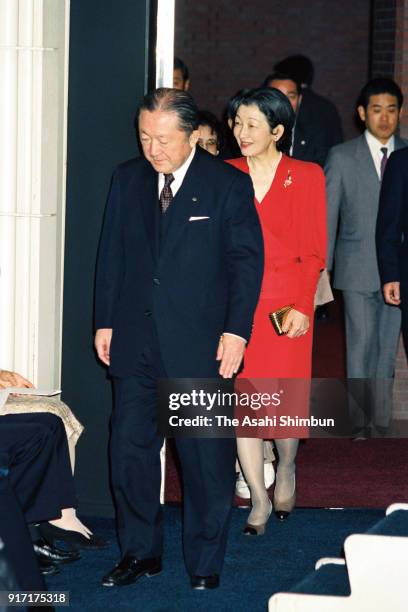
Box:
[158,146,196,197]
[364,129,395,179]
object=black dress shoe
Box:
[190,574,219,590]
[37,556,60,576]
[33,537,80,564]
[102,556,162,587]
[39,522,108,550]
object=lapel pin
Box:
[283,170,293,188]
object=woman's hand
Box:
[281,309,310,339]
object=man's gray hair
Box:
[138,88,199,135]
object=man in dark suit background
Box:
[94,88,263,590]
[272,55,343,167]
[376,147,408,351]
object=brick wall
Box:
[175,0,371,140]
[371,0,397,78]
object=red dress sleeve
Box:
[293,164,327,316]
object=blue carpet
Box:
[367,509,408,537]
[46,506,383,611]
[289,563,350,596]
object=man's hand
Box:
[282,309,310,339]
[95,328,113,366]
[0,370,34,389]
[216,334,246,378]
[383,281,401,305]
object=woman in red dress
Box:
[227,88,326,533]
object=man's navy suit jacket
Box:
[376,146,408,286]
[94,147,264,378]
[293,88,343,167]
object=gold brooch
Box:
[284,170,292,188]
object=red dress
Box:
[228,155,327,436]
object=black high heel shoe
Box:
[39,522,109,550]
[243,499,272,536]
[273,473,296,521]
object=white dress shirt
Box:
[158,146,196,197]
[157,145,246,345]
[364,129,395,180]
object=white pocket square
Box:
[189,216,210,221]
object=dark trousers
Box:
[110,327,236,576]
[0,412,76,591]
[0,413,76,523]
[0,478,44,591]
[401,283,408,357]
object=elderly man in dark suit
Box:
[326,78,407,432]
[376,147,408,351]
[94,88,263,590]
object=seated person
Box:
[0,472,46,592]
[0,411,81,582]
[0,369,106,549]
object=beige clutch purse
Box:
[269,304,294,336]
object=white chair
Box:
[269,532,408,611]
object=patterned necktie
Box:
[160,173,174,214]
[380,147,388,180]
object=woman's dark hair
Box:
[138,87,199,134]
[357,78,403,110]
[197,110,224,151]
[226,88,251,121]
[228,87,295,153]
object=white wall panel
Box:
[0,0,69,386]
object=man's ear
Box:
[184,79,190,91]
[189,129,200,147]
[357,105,366,123]
[398,105,404,121]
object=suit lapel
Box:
[139,163,159,263]
[293,117,307,152]
[355,135,379,187]
[355,135,407,184]
[158,149,204,265]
